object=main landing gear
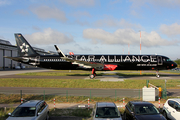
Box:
[156,70,160,78]
[89,68,96,79]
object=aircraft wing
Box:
[54,45,104,69]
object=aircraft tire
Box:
[89,74,95,79]
[156,74,160,78]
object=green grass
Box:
[0,107,15,120]
[0,78,180,89]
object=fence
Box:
[0,88,160,100]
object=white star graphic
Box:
[20,43,29,53]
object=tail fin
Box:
[15,33,39,56]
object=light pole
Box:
[139,30,141,55]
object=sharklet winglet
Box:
[54,45,66,58]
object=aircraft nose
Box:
[172,62,177,68]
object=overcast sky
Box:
[1,0,180,60]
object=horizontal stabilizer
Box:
[4,56,24,62]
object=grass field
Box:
[0,78,180,89]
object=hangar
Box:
[0,39,56,70]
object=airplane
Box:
[4,33,177,79]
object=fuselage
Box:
[18,54,177,71]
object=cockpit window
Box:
[167,59,172,61]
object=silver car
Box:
[6,100,49,120]
[92,102,122,120]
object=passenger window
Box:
[127,102,133,112]
[174,102,180,111]
[168,100,175,108]
[38,102,47,113]
[130,105,134,112]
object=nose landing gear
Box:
[156,70,160,78]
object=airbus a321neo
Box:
[4,33,177,79]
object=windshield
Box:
[166,59,172,61]
[135,105,159,115]
[95,107,120,118]
[11,107,36,117]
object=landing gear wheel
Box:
[156,74,160,78]
[90,68,96,79]
[89,74,95,79]
[156,70,160,78]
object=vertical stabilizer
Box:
[15,33,39,56]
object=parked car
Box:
[124,101,166,120]
[92,102,122,120]
[6,100,49,120]
[163,98,180,120]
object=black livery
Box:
[4,33,177,78]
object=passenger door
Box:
[36,102,47,120]
[166,100,176,120]
[171,101,180,120]
[125,102,134,120]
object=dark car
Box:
[124,101,166,120]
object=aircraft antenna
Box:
[128,44,130,55]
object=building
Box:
[0,39,18,70]
[0,39,56,70]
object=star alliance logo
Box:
[20,43,29,53]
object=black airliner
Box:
[5,33,177,78]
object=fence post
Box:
[20,90,23,103]
[54,98,55,111]
[123,98,125,108]
[4,107,6,114]
[159,97,160,110]
[66,90,68,102]
[20,90,22,99]
[88,98,90,110]
[146,80,149,87]
[90,90,91,99]
[115,90,117,101]
[139,89,140,99]
[21,98,23,103]
[44,90,45,100]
